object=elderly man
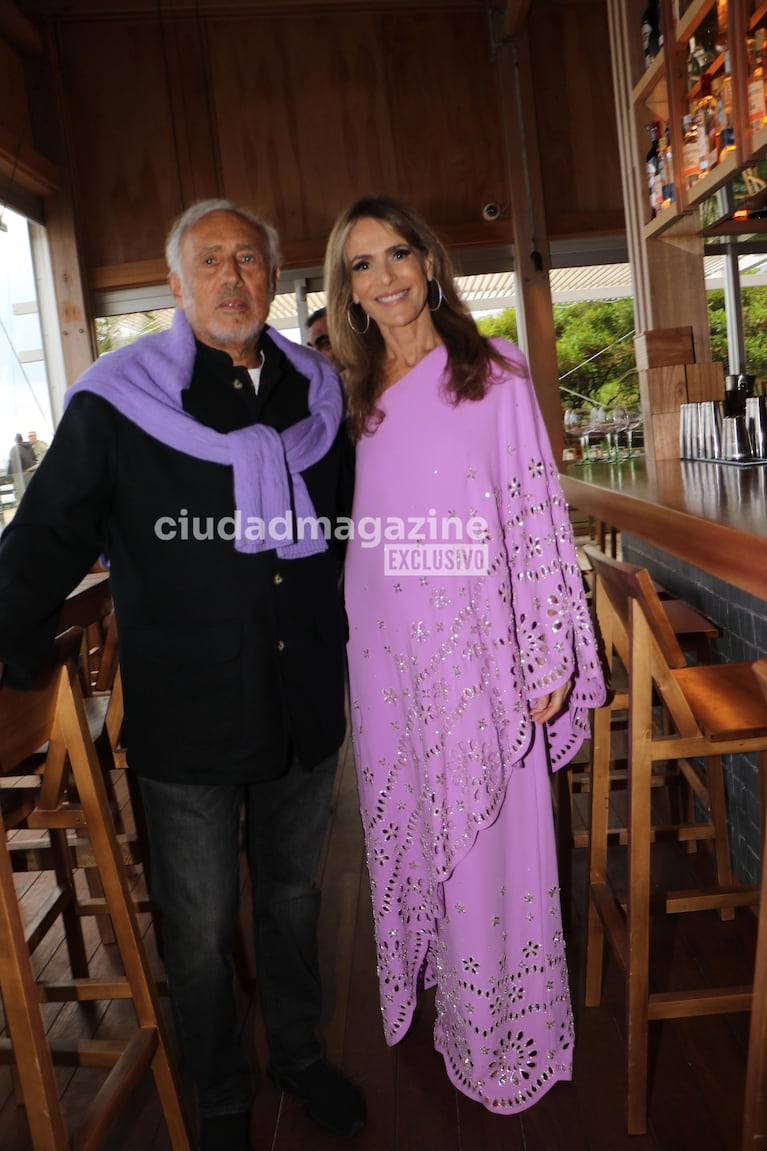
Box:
[0,200,362,1151]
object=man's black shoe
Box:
[198,1108,251,1151]
[269,1059,366,1137]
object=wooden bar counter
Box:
[560,457,767,603]
[562,456,767,1149]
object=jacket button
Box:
[277,640,285,652]
[274,573,283,585]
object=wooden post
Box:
[606,0,712,362]
[43,24,97,385]
[495,22,564,461]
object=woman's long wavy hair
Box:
[324,194,519,442]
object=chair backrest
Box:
[0,628,191,1149]
[584,545,705,739]
[0,630,82,776]
[93,610,119,694]
[583,545,688,671]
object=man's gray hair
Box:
[165,198,281,278]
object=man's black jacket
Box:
[0,335,350,784]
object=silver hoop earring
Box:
[347,304,370,335]
[428,278,444,312]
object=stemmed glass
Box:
[563,408,597,463]
[623,406,644,456]
[586,406,611,461]
[607,404,643,459]
[610,405,630,460]
[597,407,621,461]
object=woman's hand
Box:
[530,680,572,725]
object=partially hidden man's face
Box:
[307,316,339,368]
[169,210,278,356]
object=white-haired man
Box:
[0,200,362,1151]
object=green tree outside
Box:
[708,285,767,382]
[477,287,767,417]
[478,297,637,413]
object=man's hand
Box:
[530,680,572,725]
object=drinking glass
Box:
[563,408,593,463]
[623,407,643,456]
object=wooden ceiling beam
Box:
[19,0,476,17]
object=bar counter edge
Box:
[560,456,767,883]
[559,457,767,603]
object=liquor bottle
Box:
[748,30,767,134]
[717,59,736,161]
[646,121,662,217]
[694,72,719,176]
[661,121,675,207]
[716,0,728,51]
[641,0,663,68]
[682,115,701,188]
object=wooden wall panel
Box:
[206,9,509,263]
[0,38,30,143]
[529,0,624,238]
[381,12,508,229]
[0,34,58,202]
[206,13,397,255]
[44,1,623,286]
[58,19,199,269]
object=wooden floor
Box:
[0,734,760,1151]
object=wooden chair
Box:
[0,629,192,1149]
[78,617,255,983]
[555,545,720,906]
[584,549,767,1135]
[742,658,767,1149]
[58,570,113,696]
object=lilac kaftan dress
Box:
[345,338,605,1113]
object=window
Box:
[0,208,55,470]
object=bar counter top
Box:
[559,457,767,602]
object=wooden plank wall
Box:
[54,8,510,286]
[0,29,58,206]
[528,0,625,240]
[16,0,625,291]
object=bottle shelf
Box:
[633,0,767,239]
[751,119,767,156]
[643,201,684,237]
[675,0,716,45]
[750,0,767,29]
[633,48,668,104]
[701,213,767,232]
[687,50,727,99]
[684,149,742,203]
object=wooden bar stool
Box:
[79,620,255,984]
[583,549,767,1135]
[742,658,767,1149]
[0,629,192,1150]
[554,546,720,908]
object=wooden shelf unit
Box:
[630,0,767,231]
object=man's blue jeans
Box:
[138,752,338,1117]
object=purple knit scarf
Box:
[65,309,343,557]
